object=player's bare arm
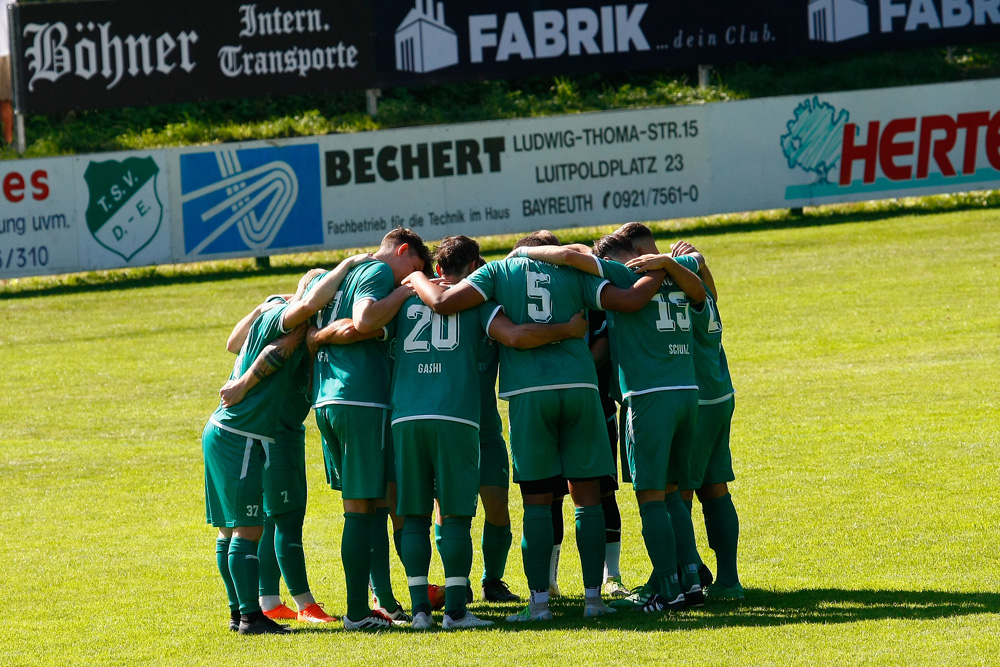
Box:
[219,324,307,407]
[508,245,603,276]
[488,309,588,349]
[281,253,374,330]
[600,272,667,313]
[404,271,486,315]
[625,254,707,305]
[671,239,719,301]
[306,318,384,355]
[353,283,413,334]
[226,299,282,353]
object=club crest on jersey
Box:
[84,157,164,262]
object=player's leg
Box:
[506,392,561,622]
[559,388,617,617]
[478,434,519,602]
[393,421,437,628]
[435,422,493,629]
[620,394,684,611]
[548,481,567,598]
[371,421,407,620]
[696,397,743,599]
[256,515,290,618]
[203,423,288,634]
[601,413,628,597]
[319,405,394,629]
[665,390,706,606]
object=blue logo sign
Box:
[181,144,322,256]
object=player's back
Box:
[599,258,698,398]
[311,261,394,409]
[211,304,303,441]
[390,295,498,426]
[465,257,605,398]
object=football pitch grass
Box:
[2,204,998,666]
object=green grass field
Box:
[2,202,999,666]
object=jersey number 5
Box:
[527,271,553,323]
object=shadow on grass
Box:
[424,588,1000,633]
[256,588,1000,635]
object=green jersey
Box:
[210,304,303,442]
[311,261,394,409]
[465,257,607,398]
[390,294,501,427]
[674,255,735,404]
[258,296,311,441]
[598,258,698,398]
[477,324,503,439]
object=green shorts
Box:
[316,404,390,501]
[479,431,510,489]
[263,430,308,517]
[624,390,698,492]
[688,397,736,489]
[393,419,480,517]
[508,387,614,482]
[202,421,266,528]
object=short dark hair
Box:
[615,222,654,245]
[513,229,560,250]
[592,234,635,262]
[434,235,481,278]
[382,227,433,276]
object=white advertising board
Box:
[2,78,997,280]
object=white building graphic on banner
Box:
[808,0,869,42]
[395,0,458,73]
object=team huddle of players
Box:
[201,222,742,634]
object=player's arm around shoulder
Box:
[281,253,374,331]
[627,253,706,306]
[404,271,486,315]
[487,305,588,349]
[508,245,603,276]
[219,324,307,407]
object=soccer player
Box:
[405,231,664,621]
[218,274,337,625]
[629,239,743,600]
[396,234,589,629]
[308,228,431,630]
[616,223,715,590]
[203,255,372,635]
[512,234,707,611]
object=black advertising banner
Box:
[11,0,1000,113]
[14,0,376,113]
[374,0,1000,87]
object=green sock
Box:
[666,491,702,589]
[393,529,403,561]
[342,512,374,622]
[638,501,680,600]
[521,504,554,593]
[228,537,262,614]
[401,517,432,613]
[574,505,606,590]
[703,493,741,587]
[434,521,443,555]
[273,508,309,597]
[256,516,280,597]
[370,507,397,611]
[215,537,239,612]
[481,520,512,583]
[440,516,473,615]
[679,496,705,567]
